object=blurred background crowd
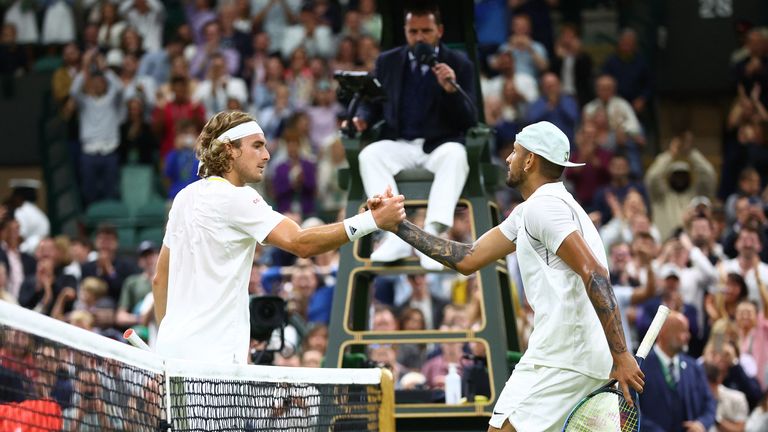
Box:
[0,0,768,429]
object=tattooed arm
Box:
[393,220,515,275]
[556,231,645,404]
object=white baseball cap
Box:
[659,263,681,280]
[515,121,585,167]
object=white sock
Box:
[425,222,447,237]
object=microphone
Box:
[411,42,478,122]
[413,42,438,68]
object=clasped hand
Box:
[366,185,406,231]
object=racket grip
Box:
[124,328,151,351]
[636,305,670,360]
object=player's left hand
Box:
[610,351,644,406]
[432,63,457,93]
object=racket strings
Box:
[563,391,639,432]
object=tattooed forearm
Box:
[394,220,473,271]
[586,271,628,355]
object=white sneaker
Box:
[417,250,444,271]
[370,233,412,262]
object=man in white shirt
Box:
[192,53,248,118]
[280,4,335,60]
[152,111,405,365]
[119,0,165,52]
[481,47,538,104]
[721,226,768,307]
[70,49,123,205]
[583,74,644,141]
[385,121,644,431]
[7,179,50,255]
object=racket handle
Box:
[124,328,151,351]
[636,305,670,360]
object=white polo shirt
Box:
[156,177,285,364]
[499,182,613,379]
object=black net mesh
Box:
[0,324,166,432]
[0,307,385,432]
[169,377,382,431]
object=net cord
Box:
[165,358,382,385]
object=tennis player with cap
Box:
[152,111,406,364]
[386,121,645,431]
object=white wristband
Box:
[343,210,378,241]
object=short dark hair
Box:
[611,151,629,162]
[96,224,118,238]
[404,3,442,25]
[537,155,565,180]
[690,214,712,227]
[738,166,759,181]
[738,224,763,243]
[170,76,188,87]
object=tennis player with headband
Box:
[381,121,645,431]
[152,111,406,364]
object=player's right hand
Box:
[610,351,644,407]
[371,191,406,232]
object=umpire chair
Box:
[325,1,523,431]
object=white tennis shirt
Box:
[499,182,613,379]
[156,177,285,364]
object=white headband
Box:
[216,121,264,142]
[198,120,265,177]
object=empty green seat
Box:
[134,200,167,227]
[136,226,165,245]
[121,164,158,214]
[85,200,132,227]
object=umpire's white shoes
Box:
[417,250,444,271]
[370,232,412,262]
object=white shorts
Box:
[489,363,609,432]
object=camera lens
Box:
[259,302,275,319]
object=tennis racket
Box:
[561,305,670,432]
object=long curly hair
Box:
[196,111,255,178]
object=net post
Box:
[378,367,396,432]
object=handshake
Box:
[366,185,407,232]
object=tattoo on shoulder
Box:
[395,221,473,271]
[586,271,628,355]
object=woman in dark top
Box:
[119,97,157,165]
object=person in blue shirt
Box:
[163,119,199,199]
[526,72,579,146]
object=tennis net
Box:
[0,301,393,431]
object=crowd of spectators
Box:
[0,0,767,429]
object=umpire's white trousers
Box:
[358,139,469,228]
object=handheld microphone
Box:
[413,41,461,90]
[413,42,439,68]
[411,42,477,122]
